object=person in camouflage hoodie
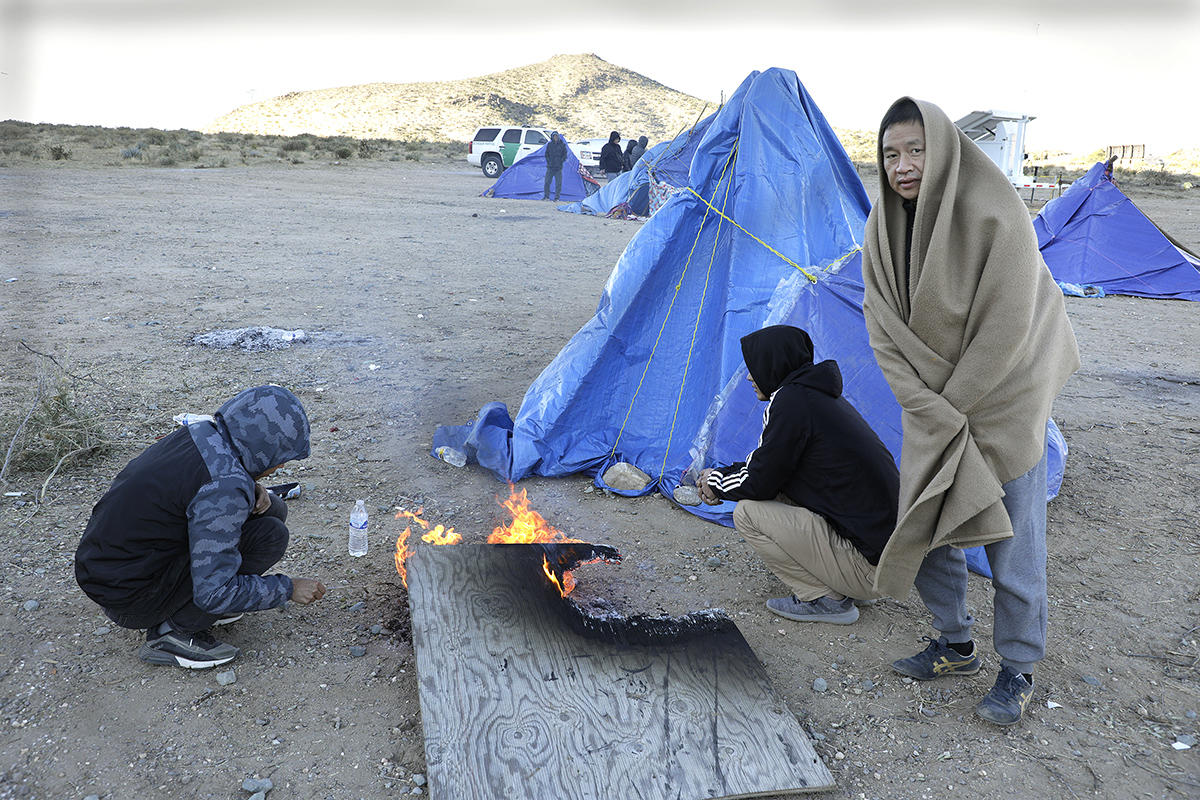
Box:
[75,385,326,669]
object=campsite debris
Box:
[601,462,650,492]
[215,670,237,686]
[1047,700,1064,709]
[672,485,701,505]
[1176,734,1196,748]
[173,413,214,426]
[242,777,273,793]
[191,326,307,351]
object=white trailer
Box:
[955,109,1062,191]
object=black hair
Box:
[880,98,923,134]
[609,131,621,143]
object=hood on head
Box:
[638,136,648,147]
[215,385,310,476]
[740,325,814,397]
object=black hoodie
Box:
[706,326,899,564]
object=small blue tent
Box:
[437,68,1067,573]
[482,136,594,201]
[559,116,714,218]
[1035,161,1200,301]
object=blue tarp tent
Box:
[482,137,594,201]
[437,68,1066,578]
[1035,161,1200,301]
[559,116,714,218]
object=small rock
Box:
[255,718,269,726]
[920,708,937,717]
[583,484,595,494]
[249,793,266,800]
[93,626,110,636]
[84,796,99,800]
[672,485,701,506]
[861,679,875,690]
[669,576,686,584]
[21,600,39,612]
[327,502,338,511]
[1186,710,1197,720]
[348,601,365,613]
[242,776,273,792]
[705,556,723,568]
[812,678,828,692]
[349,646,367,658]
[1178,734,1197,747]
[215,670,237,686]
[601,462,651,492]
[411,773,427,787]
[1081,675,1101,687]
[410,789,423,796]
[370,624,383,635]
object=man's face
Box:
[881,120,925,200]
[746,372,767,401]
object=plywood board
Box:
[406,543,834,799]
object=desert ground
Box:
[1,158,1198,800]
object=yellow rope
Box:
[607,141,741,468]
[659,144,739,479]
[683,187,862,283]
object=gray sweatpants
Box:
[913,442,1049,675]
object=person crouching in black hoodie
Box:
[697,325,899,624]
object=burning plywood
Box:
[404,536,834,799]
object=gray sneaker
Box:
[766,594,859,624]
[138,627,238,669]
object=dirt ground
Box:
[1,160,1198,800]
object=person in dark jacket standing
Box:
[697,326,899,624]
[629,135,648,167]
[542,132,568,201]
[599,130,625,180]
[75,385,326,669]
[622,139,637,171]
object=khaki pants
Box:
[733,498,881,603]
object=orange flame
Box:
[488,485,580,544]
[393,507,459,589]
[541,554,577,597]
[393,488,587,596]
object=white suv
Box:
[467,126,554,178]
[570,137,608,174]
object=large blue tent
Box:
[1035,161,1200,301]
[482,137,594,201]
[437,68,1067,560]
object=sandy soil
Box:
[1,161,1198,800]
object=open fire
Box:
[394,485,590,597]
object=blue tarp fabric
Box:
[559,116,715,217]
[1035,162,1200,301]
[482,137,592,201]
[436,67,1068,579]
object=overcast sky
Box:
[2,0,1196,153]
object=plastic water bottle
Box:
[348,499,368,557]
[435,446,467,468]
[172,413,214,426]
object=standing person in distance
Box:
[75,385,327,669]
[622,138,637,172]
[861,97,1079,725]
[629,135,648,168]
[599,130,625,181]
[542,131,568,201]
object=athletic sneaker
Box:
[891,636,982,680]
[976,666,1035,726]
[138,627,239,669]
[765,595,859,624]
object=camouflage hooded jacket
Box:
[75,386,310,615]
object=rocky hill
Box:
[206,54,713,143]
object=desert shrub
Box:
[281,138,309,152]
[159,154,177,166]
[335,146,353,159]
[357,140,382,159]
[47,144,71,160]
[120,144,145,160]
[404,152,419,162]
[144,130,169,145]
[1,379,112,484]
